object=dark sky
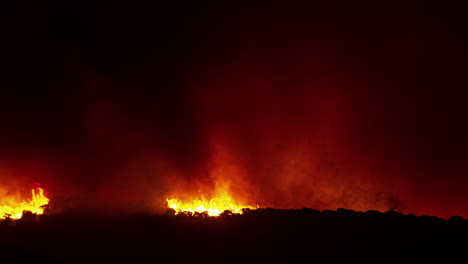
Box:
[1,1,468,218]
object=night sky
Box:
[1,1,468,218]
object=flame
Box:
[165,133,259,216]
[0,187,50,220]
[166,182,258,216]
[166,191,255,217]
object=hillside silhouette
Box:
[0,208,466,263]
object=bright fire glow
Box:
[0,188,50,220]
[166,192,255,216]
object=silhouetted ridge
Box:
[0,208,466,263]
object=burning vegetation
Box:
[0,187,49,220]
[166,191,255,216]
[166,197,252,216]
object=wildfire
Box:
[0,187,50,220]
[166,192,255,216]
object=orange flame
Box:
[0,187,50,220]
[166,181,256,216]
[166,192,255,216]
[165,133,259,216]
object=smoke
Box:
[1,2,467,218]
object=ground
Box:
[0,208,466,263]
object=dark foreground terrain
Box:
[1,208,467,263]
